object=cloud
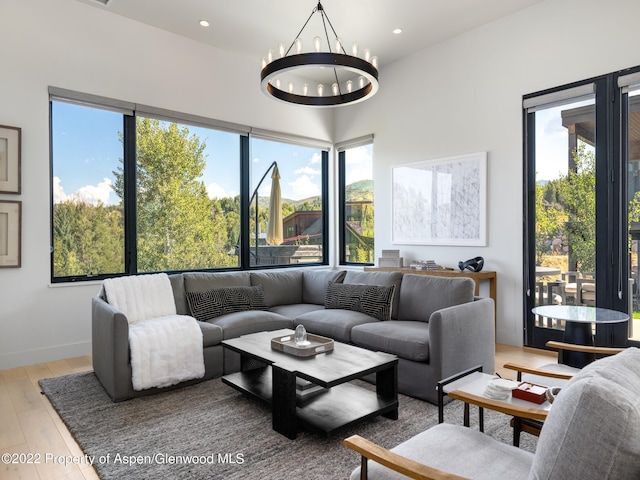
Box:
[310,152,322,164]
[294,166,321,176]
[289,175,320,197]
[53,177,115,205]
[345,146,373,185]
[207,182,237,199]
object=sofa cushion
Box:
[270,303,325,318]
[169,274,189,315]
[183,271,251,292]
[397,274,475,322]
[186,285,268,322]
[197,321,224,347]
[302,269,346,305]
[343,271,403,319]
[208,310,292,339]
[251,270,303,306]
[325,282,395,321]
[530,348,640,480]
[294,309,379,343]
[351,321,430,362]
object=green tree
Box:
[114,118,235,271]
[534,183,566,265]
[53,201,124,276]
[556,143,596,272]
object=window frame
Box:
[522,66,640,349]
[337,136,374,266]
[49,88,330,282]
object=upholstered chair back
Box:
[528,347,640,479]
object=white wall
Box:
[334,0,640,345]
[2,0,640,369]
[0,0,331,369]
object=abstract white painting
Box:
[392,152,487,246]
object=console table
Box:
[364,267,497,312]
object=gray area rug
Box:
[39,372,537,479]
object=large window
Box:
[51,101,125,278]
[50,90,328,281]
[338,137,374,265]
[249,137,327,266]
[523,67,640,348]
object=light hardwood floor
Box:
[0,345,557,480]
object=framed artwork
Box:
[0,200,21,268]
[392,152,487,246]
[0,124,21,194]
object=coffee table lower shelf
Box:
[222,367,398,436]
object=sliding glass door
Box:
[624,81,640,341]
[524,69,640,349]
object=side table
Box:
[531,305,629,368]
[437,366,551,446]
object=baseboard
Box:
[0,341,92,370]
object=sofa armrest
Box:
[91,296,132,402]
[428,297,495,380]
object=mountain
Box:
[254,179,373,209]
[346,179,373,202]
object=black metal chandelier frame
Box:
[260,2,379,107]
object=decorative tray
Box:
[271,332,334,357]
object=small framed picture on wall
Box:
[0,200,21,268]
[0,124,21,194]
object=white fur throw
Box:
[128,315,204,390]
[102,273,204,390]
[103,273,177,324]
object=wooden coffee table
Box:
[222,329,399,439]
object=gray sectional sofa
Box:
[92,268,495,403]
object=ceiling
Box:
[76,0,545,68]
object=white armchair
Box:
[345,348,640,480]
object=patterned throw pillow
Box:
[186,285,268,322]
[324,282,395,321]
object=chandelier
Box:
[260,1,379,107]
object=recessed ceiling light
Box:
[199,20,210,27]
[393,28,403,35]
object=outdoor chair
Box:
[560,271,580,305]
[345,348,640,480]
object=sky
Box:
[534,98,594,182]
[51,102,372,206]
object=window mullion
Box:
[124,114,137,274]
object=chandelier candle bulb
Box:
[346,79,353,93]
[372,56,378,68]
[317,83,324,96]
[364,48,371,62]
[332,83,339,96]
[278,42,285,58]
[359,76,366,89]
[352,42,359,56]
[288,81,294,94]
[335,37,343,53]
[295,38,303,54]
[303,83,309,96]
[313,36,322,52]
[267,49,273,63]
